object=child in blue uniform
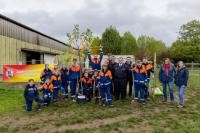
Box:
[24,79,42,111]
[87,47,103,70]
[81,72,93,101]
[51,70,62,104]
[40,64,52,85]
[98,63,113,107]
[60,64,70,99]
[40,78,54,106]
[69,58,81,98]
[131,60,147,105]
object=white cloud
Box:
[0,0,200,46]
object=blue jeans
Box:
[177,85,186,105]
[162,82,174,101]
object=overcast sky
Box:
[0,0,200,46]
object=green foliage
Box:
[169,41,200,63]
[90,37,101,54]
[179,19,200,45]
[81,28,94,48]
[136,35,167,62]
[169,20,200,63]
[101,26,122,54]
[67,25,94,61]
[121,32,137,55]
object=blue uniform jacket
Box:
[133,66,147,85]
[88,51,103,70]
[69,65,81,80]
[24,85,38,101]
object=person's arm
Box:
[184,68,189,86]
[69,67,72,80]
[87,49,92,62]
[50,85,54,92]
[144,69,148,83]
[59,76,62,85]
[35,87,39,97]
[151,65,155,73]
[40,71,44,78]
[39,84,44,90]
[78,67,81,78]
[172,64,176,78]
[66,72,70,82]
[108,71,112,80]
[24,87,28,98]
[99,49,103,62]
[126,65,130,79]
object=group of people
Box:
[159,58,189,108]
[24,47,189,111]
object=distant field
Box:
[0,70,200,133]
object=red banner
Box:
[3,64,53,82]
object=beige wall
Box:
[0,35,67,74]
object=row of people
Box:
[24,47,189,111]
[24,58,151,111]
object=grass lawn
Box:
[0,70,199,133]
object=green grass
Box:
[0,70,199,133]
[0,83,24,114]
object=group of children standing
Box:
[24,56,114,111]
[24,47,155,111]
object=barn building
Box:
[0,14,72,74]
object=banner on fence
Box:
[3,64,54,82]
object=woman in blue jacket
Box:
[175,61,189,108]
[159,58,176,102]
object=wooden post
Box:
[153,52,157,88]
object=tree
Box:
[101,26,122,55]
[66,25,94,61]
[136,35,167,62]
[179,20,200,45]
[90,37,101,55]
[81,28,94,49]
[169,20,200,63]
[169,40,200,63]
[121,32,137,55]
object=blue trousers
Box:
[53,87,60,102]
[177,85,186,105]
[26,98,43,111]
[144,80,150,99]
[100,85,112,105]
[134,83,145,101]
[162,82,174,101]
[70,79,78,96]
[83,87,92,100]
[62,82,69,95]
[43,93,51,106]
[26,100,33,111]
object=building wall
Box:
[0,35,64,74]
[0,16,78,74]
[44,54,56,64]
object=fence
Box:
[185,63,200,77]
